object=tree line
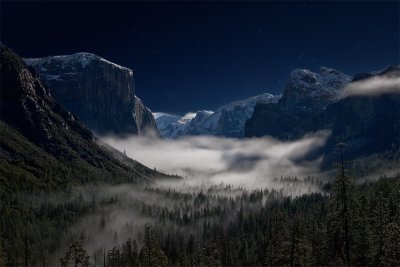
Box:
[58,173,400,267]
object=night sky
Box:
[1,1,399,114]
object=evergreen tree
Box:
[381,219,400,266]
[187,234,195,266]
[0,240,5,267]
[60,241,89,267]
[176,234,189,267]
[139,225,168,267]
[328,143,354,264]
[351,195,369,265]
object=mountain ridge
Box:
[24,52,160,137]
[155,93,279,138]
[0,45,165,195]
[245,65,400,165]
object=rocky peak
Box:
[352,65,400,82]
[0,45,93,145]
[191,110,214,123]
[26,52,133,74]
[25,53,159,136]
[280,67,351,111]
[380,65,400,75]
[0,45,164,194]
[154,93,279,138]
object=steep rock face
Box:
[154,111,209,138]
[245,67,352,139]
[187,110,216,135]
[245,65,400,164]
[0,46,162,193]
[205,93,280,137]
[153,112,183,137]
[317,67,400,165]
[319,93,400,167]
[280,67,351,112]
[25,53,159,136]
[155,93,279,138]
[244,103,311,140]
[134,96,160,136]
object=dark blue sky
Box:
[2,1,399,114]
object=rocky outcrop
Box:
[280,67,351,112]
[319,92,400,167]
[245,67,352,139]
[0,45,163,192]
[25,53,159,136]
[155,93,279,138]
[207,93,280,137]
[245,65,400,164]
[244,102,309,140]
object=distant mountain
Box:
[0,46,163,195]
[153,112,200,138]
[25,52,159,136]
[245,67,352,139]
[155,93,279,138]
[245,65,400,165]
[280,67,351,112]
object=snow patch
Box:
[155,93,278,138]
[25,52,133,74]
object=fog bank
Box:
[342,75,400,98]
[102,130,332,191]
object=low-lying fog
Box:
[102,130,332,192]
[42,68,400,265]
[46,130,399,263]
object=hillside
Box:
[0,46,169,264]
[0,46,164,195]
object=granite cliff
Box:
[245,66,400,164]
[155,93,279,138]
[0,46,163,194]
[25,53,159,136]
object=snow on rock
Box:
[281,67,351,111]
[24,53,159,136]
[154,93,278,138]
[25,52,133,75]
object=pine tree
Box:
[60,241,89,267]
[139,225,167,267]
[381,218,400,266]
[187,234,195,266]
[351,195,369,265]
[0,240,5,267]
[176,235,189,267]
[328,143,354,264]
[122,238,138,267]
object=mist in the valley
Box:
[44,131,336,263]
[47,183,195,264]
[102,130,332,191]
[48,127,399,264]
[54,72,400,262]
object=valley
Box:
[1,1,399,265]
[1,43,399,267]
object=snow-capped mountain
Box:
[154,93,279,138]
[280,67,351,112]
[245,65,400,166]
[245,67,352,139]
[25,52,159,136]
[153,112,200,138]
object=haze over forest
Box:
[0,1,399,267]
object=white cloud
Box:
[102,130,332,192]
[342,75,400,98]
